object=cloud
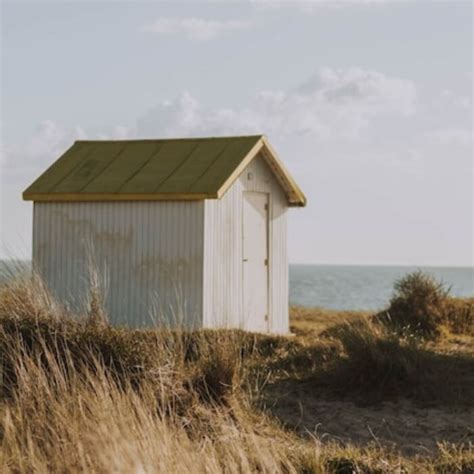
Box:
[1,66,417,196]
[2,121,85,178]
[435,89,472,111]
[136,67,417,141]
[141,18,253,40]
[2,67,417,180]
[1,120,132,183]
[249,0,414,12]
[423,128,473,146]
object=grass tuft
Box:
[327,318,421,394]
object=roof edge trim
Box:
[216,136,307,207]
[260,137,307,207]
[23,192,216,202]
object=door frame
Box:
[241,191,270,332]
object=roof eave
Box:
[22,192,217,202]
[259,136,307,207]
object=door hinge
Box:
[264,258,268,266]
[264,203,269,211]
[264,314,268,321]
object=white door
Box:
[242,192,269,332]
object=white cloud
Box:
[2,66,417,183]
[1,121,132,183]
[1,66,417,191]
[136,67,417,141]
[141,18,253,40]
[2,121,85,178]
[423,128,473,146]
[435,89,472,111]
[250,0,414,12]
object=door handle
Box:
[243,258,248,262]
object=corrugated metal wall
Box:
[203,154,289,334]
[32,154,289,333]
[33,201,204,328]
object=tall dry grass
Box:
[0,272,472,472]
[0,275,302,472]
[0,350,300,473]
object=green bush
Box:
[381,271,450,338]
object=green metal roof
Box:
[23,135,306,206]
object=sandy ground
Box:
[265,380,474,456]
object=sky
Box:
[0,0,472,266]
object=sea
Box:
[1,260,473,311]
[289,264,474,310]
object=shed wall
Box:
[202,155,289,333]
[33,201,204,328]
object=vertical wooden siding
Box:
[203,154,289,333]
[33,201,204,328]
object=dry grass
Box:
[284,316,474,408]
[0,272,473,472]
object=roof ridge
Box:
[74,135,264,144]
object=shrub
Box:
[381,271,450,338]
[443,297,474,335]
[322,318,422,399]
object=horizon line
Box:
[1,257,473,270]
[290,262,474,269]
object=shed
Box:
[23,135,306,333]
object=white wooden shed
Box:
[23,135,306,333]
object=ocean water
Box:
[1,260,473,311]
[290,264,474,310]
